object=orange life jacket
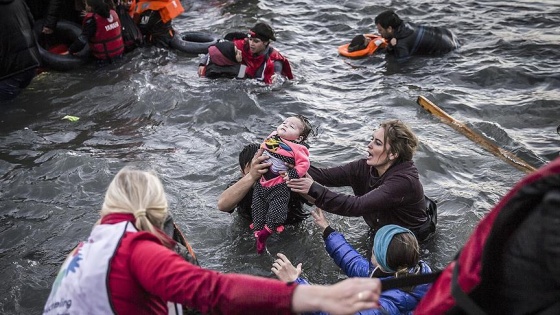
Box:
[338,34,386,58]
[133,0,184,23]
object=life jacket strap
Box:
[451,261,487,315]
[380,270,442,292]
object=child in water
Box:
[273,209,433,314]
[198,40,245,79]
[348,34,370,52]
[252,115,313,254]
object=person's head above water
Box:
[239,143,260,174]
[86,0,111,18]
[248,22,276,54]
[250,22,276,42]
[374,10,403,39]
[367,120,418,176]
[348,35,370,52]
[208,40,242,66]
[276,115,313,144]
[372,224,420,274]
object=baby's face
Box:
[234,46,242,63]
[277,117,305,142]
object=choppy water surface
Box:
[1,0,559,313]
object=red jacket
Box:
[85,10,124,60]
[233,38,294,84]
[102,213,296,314]
[414,157,560,314]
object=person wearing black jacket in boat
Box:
[116,0,143,51]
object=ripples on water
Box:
[1,0,559,313]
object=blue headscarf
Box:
[373,224,414,273]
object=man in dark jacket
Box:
[0,0,41,102]
[25,0,62,34]
[217,143,309,225]
[374,10,459,61]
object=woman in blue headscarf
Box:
[273,208,432,315]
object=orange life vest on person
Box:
[85,11,125,60]
[133,0,184,23]
[126,0,137,17]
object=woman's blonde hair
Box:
[100,167,169,245]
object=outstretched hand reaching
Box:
[272,253,302,283]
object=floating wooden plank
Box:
[417,95,537,174]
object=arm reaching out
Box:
[272,253,302,282]
[292,277,381,315]
[311,208,330,232]
[286,176,314,195]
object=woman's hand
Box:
[271,253,302,282]
[311,208,329,231]
[292,277,381,315]
[320,277,381,315]
[285,175,314,195]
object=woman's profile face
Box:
[366,127,391,168]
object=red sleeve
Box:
[129,238,296,315]
[288,143,310,179]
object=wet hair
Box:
[348,35,367,52]
[250,22,276,41]
[239,143,260,171]
[100,167,171,246]
[374,10,403,29]
[386,232,420,278]
[379,119,418,164]
[294,114,314,143]
[87,0,111,18]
